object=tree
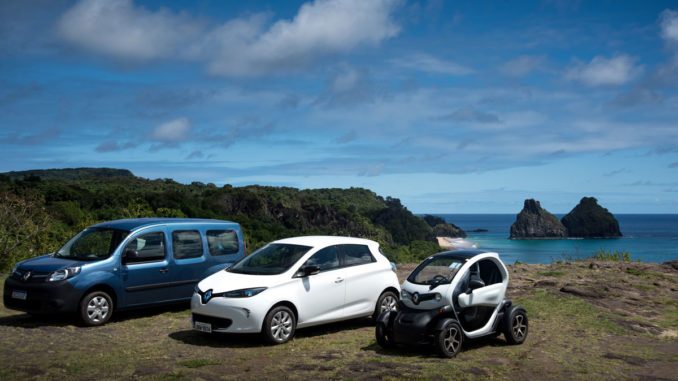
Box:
[0,192,51,272]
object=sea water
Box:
[435,214,678,264]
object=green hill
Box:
[0,168,450,271]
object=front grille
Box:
[192,313,232,330]
[11,270,50,283]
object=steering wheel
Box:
[432,274,447,282]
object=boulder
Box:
[561,197,622,238]
[510,199,567,239]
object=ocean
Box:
[434,214,678,264]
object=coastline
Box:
[436,236,477,250]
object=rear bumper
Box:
[3,277,83,314]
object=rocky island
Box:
[510,199,567,239]
[562,197,622,238]
[510,197,622,239]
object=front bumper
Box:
[190,292,267,333]
[389,304,453,346]
[3,276,83,314]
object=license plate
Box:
[11,290,27,300]
[194,321,212,333]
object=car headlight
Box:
[194,284,201,294]
[401,289,411,300]
[48,266,81,282]
[224,287,267,298]
[11,263,19,276]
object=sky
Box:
[1,0,678,214]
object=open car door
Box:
[454,258,508,333]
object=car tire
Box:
[262,305,296,344]
[375,321,393,348]
[372,290,398,322]
[79,291,113,326]
[436,320,463,358]
[503,306,528,345]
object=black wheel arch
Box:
[80,284,118,310]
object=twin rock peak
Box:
[510,197,622,239]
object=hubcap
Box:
[512,314,526,339]
[87,296,109,322]
[443,325,461,354]
[271,310,293,341]
[380,294,397,312]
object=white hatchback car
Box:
[191,236,400,344]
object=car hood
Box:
[17,254,86,273]
[400,280,450,310]
[197,269,285,293]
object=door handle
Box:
[334,277,344,283]
[159,268,169,274]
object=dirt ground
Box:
[1,260,676,380]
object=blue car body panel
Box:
[4,218,246,314]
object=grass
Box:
[178,359,220,368]
[0,264,675,380]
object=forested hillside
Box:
[0,168,457,272]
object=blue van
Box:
[3,218,246,326]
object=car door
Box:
[167,229,207,301]
[120,231,171,307]
[455,258,507,332]
[338,244,380,317]
[295,245,346,325]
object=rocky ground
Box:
[0,260,676,380]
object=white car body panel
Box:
[190,236,400,335]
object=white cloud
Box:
[566,54,643,86]
[57,0,201,62]
[207,0,401,76]
[57,0,401,76]
[391,53,474,76]
[500,55,546,77]
[151,118,191,143]
[659,9,678,43]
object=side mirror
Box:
[299,265,320,277]
[468,278,485,292]
[123,249,139,264]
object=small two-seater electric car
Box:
[375,250,527,357]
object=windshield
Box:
[56,228,130,261]
[229,243,311,275]
[407,256,466,286]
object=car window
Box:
[172,230,204,259]
[206,230,239,256]
[478,259,502,285]
[407,256,465,285]
[229,243,311,275]
[55,228,129,261]
[303,246,340,272]
[340,244,375,267]
[124,232,166,263]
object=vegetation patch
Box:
[178,358,220,368]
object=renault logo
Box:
[22,271,32,281]
[412,292,420,305]
[202,289,212,304]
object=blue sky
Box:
[2,0,678,214]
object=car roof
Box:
[90,218,238,231]
[431,249,499,261]
[272,235,377,247]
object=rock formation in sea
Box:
[432,222,467,238]
[561,197,622,238]
[423,214,467,238]
[510,199,567,239]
